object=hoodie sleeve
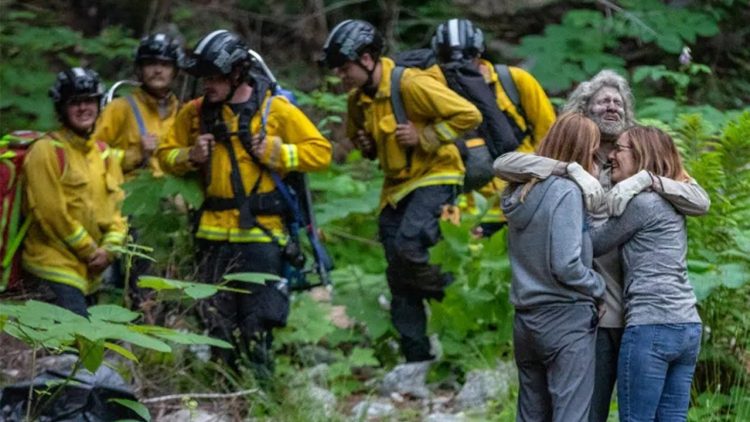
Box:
[493,152,565,183]
[590,194,649,257]
[549,187,605,300]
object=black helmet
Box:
[135,33,184,66]
[49,67,104,115]
[431,18,485,63]
[320,19,383,69]
[183,30,250,77]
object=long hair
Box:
[513,113,600,200]
[562,69,635,129]
[622,126,689,181]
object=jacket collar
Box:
[55,127,95,151]
[479,58,499,85]
[356,57,394,106]
[134,87,178,114]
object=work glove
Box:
[606,169,654,216]
[418,125,441,153]
[566,162,605,212]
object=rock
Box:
[424,412,468,422]
[351,399,396,420]
[454,361,517,411]
[305,363,330,387]
[380,361,431,399]
[307,385,337,417]
[159,409,230,422]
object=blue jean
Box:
[618,323,702,422]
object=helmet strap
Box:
[356,59,378,97]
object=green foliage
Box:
[671,113,750,300]
[429,195,514,371]
[122,171,203,272]
[0,10,137,133]
[138,276,251,300]
[110,398,152,421]
[516,2,719,91]
[293,76,348,137]
[0,300,231,365]
[516,9,626,91]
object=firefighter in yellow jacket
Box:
[23,67,127,317]
[157,30,331,378]
[432,19,555,237]
[321,20,481,364]
[93,33,184,179]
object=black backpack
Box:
[390,49,520,192]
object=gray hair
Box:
[562,69,635,128]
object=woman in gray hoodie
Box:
[591,126,701,422]
[501,112,606,422]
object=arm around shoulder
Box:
[493,152,565,183]
[653,176,711,216]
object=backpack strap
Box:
[390,66,408,125]
[125,95,147,136]
[495,64,534,140]
[495,65,520,108]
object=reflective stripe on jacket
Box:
[22,128,128,294]
[156,91,331,242]
[345,57,482,210]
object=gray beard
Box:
[591,116,626,137]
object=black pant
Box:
[196,240,287,379]
[42,280,91,317]
[589,327,624,422]
[378,185,455,362]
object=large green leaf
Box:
[88,304,140,323]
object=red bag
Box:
[0,131,67,291]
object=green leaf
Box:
[183,284,220,299]
[88,305,140,323]
[104,342,139,362]
[348,347,379,367]
[133,325,232,349]
[223,272,282,284]
[79,338,105,372]
[109,398,151,421]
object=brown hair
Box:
[537,112,600,173]
[621,126,689,181]
[512,113,600,200]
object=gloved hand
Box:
[252,134,285,171]
[606,169,654,216]
[566,162,605,212]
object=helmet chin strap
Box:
[355,60,378,97]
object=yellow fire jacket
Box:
[156,91,331,243]
[460,61,556,223]
[22,128,128,294]
[93,87,180,178]
[346,57,482,210]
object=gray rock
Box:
[159,409,230,422]
[380,361,431,399]
[307,385,337,418]
[424,412,468,422]
[351,399,396,420]
[306,363,330,387]
[454,361,516,411]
